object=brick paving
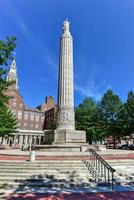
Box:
[0,155,89,160]
[0,154,134,161]
[4,191,134,200]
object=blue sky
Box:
[0,0,134,107]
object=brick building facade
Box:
[0,60,56,148]
[44,107,57,130]
[6,60,55,131]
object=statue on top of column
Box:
[63,19,70,32]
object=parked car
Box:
[121,144,129,150]
[128,144,134,150]
[121,144,134,150]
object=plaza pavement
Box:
[1,191,134,200]
[0,149,134,161]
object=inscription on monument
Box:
[55,130,65,143]
[66,131,86,142]
[58,107,74,124]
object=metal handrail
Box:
[85,149,116,190]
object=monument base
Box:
[54,129,86,144]
[43,129,88,152]
[34,144,89,152]
[53,129,88,152]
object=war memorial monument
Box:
[43,19,88,152]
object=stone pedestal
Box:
[53,129,87,152]
[54,129,86,144]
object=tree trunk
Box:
[113,136,116,149]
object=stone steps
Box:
[84,159,134,187]
[0,159,133,193]
[103,159,134,186]
[0,160,82,163]
[0,177,105,191]
[110,163,134,167]
[0,163,83,166]
[0,160,95,192]
[0,171,91,177]
[0,181,94,188]
[0,166,87,170]
[0,164,84,168]
[0,176,93,182]
[108,160,134,164]
[0,174,93,180]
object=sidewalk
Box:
[4,191,134,200]
[0,149,133,161]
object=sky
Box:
[0,0,134,107]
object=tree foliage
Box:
[0,107,17,136]
[122,91,134,134]
[99,89,122,138]
[0,36,18,136]
[0,36,16,65]
[75,89,134,144]
[75,98,104,142]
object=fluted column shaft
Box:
[57,20,75,130]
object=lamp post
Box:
[29,135,35,162]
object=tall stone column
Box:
[19,135,23,148]
[35,136,37,145]
[57,20,75,130]
[54,20,86,145]
[39,136,41,145]
[25,135,28,146]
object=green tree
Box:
[99,89,122,148]
[0,36,18,136]
[0,36,16,65]
[0,107,17,136]
[120,91,134,135]
[75,97,103,143]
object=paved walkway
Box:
[0,149,89,156]
[0,154,134,161]
[0,149,134,156]
[3,191,134,200]
[0,148,133,161]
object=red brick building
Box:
[0,60,57,148]
[6,60,55,131]
[44,107,57,130]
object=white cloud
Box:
[74,56,111,100]
[5,2,57,71]
[75,80,111,100]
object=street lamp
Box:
[29,135,35,162]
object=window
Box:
[41,116,44,122]
[18,111,22,119]
[30,114,34,121]
[24,112,29,120]
[13,102,16,107]
[35,124,39,128]
[30,124,33,128]
[35,114,39,122]
[24,123,27,127]
[19,104,23,109]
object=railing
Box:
[84,149,116,190]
